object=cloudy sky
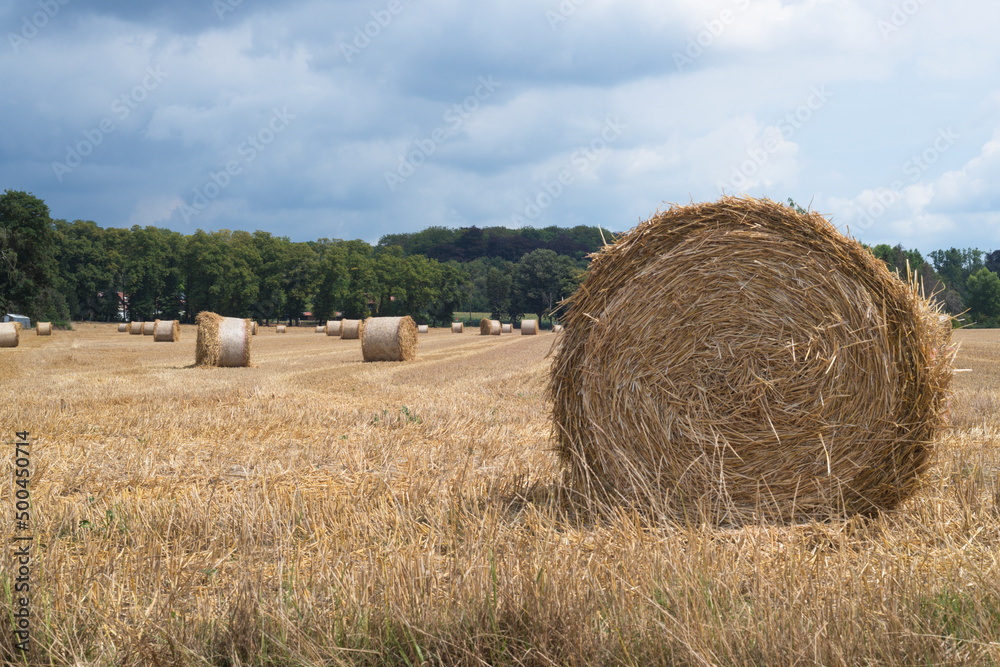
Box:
[2,0,998,253]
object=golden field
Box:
[2,324,999,666]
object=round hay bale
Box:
[501,323,512,334]
[195,312,252,367]
[316,325,326,334]
[553,324,564,333]
[37,321,52,336]
[118,323,128,333]
[418,324,429,334]
[129,322,144,335]
[550,196,956,525]
[0,322,19,347]
[141,321,155,336]
[341,319,362,340]
[521,319,538,335]
[277,325,286,333]
[361,316,418,362]
[452,322,464,333]
[479,318,491,335]
[326,320,342,337]
[153,319,180,342]
[251,321,258,335]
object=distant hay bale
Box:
[0,322,19,347]
[418,324,429,334]
[141,321,155,336]
[341,319,362,340]
[37,322,52,336]
[153,319,180,342]
[315,325,326,334]
[521,319,538,335]
[550,196,956,525]
[361,316,417,362]
[452,322,464,333]
[251,321,258,335]
[118,323,127,332]
[553,324,564,333]
[501,323,512,334]
[195,312,252,367]
[277,325,286,333]
[479,319,501,335]
[326,320,342,337]
[129,322,144,335]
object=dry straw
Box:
[418,324,429,334]
[0,322,19,347]
[341,319,362,339]
[37,321,52,336]
[326,320,342,337]
[501,323,512,334]
[118,323,127,332]
[277,325,286,333]
[452,322,464,333]
[550,196,956,525]
[521,319,538,335]
[141,321,155,336]
[361,316,417,362]
[129,322,144,335]
[153,319,180,342]
[195,312,252,367]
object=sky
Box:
[2,0,999,254]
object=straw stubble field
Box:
[2,324,1000,665]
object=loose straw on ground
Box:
[195,312,252,367]
[36,322,52,336]
[550,195,956,525]
[521,319,538,335]
[341,320,362,339]
[153,319,180,342]
[361,316,417,362]
[0,322,19,347]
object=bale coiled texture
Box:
[452,322,464,333]
[501,323,512,334]
[479,319,501,335]
[153,319,180,342]
[418,324,429,334]
[277,325,286,333]
[550,196,956,525]
[141,321,155,335]
[341,319,362,340]
[195,312,252,367]
[118,323,127,332]
[521,319,538,335]
[37,322,52,336]
[0,322,19,347]
[361,316,417,362]
[129,322,144,335]
[326,320,342,337]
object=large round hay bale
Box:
[341,319,362,340]
[118,323,128,332]
[276,325,286,333]
[195,312,252,367]
[37,322,52,336]
[550,196,956,524]
[141,321,155,336]
[452,322,464,333]
[521,320,538,335]
[501,323,512,334]
[479,319,500,335]
[129,322,144,335]
[361,316,417,362]
[153,319,180,342]
[0,322,19,347]
[326,320,342,337]
[418,324,429,334]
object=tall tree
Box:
[0,190,68,322]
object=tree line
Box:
[3,188,1000,328]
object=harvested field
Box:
[0,323,998,665]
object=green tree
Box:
[513,248,578,323]
[485,266,512,320]
[966,267,1000,323]
[0,190,68,323]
